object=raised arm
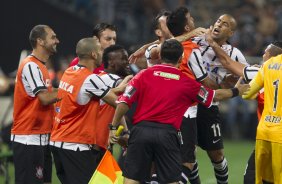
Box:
[129,40,160,63]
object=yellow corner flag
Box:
[88,150,124,184]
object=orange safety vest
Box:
[95,72,116,149]
[12,55,54,134]
[51,67,100,144]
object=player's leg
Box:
[123,123,154,183]
[180,116,200,184]
[153,124,182,184]
[197,104,228,184]
[124,177,141,184]
[12,142,45,184]
[255,140,273,184]
[271,142,282,184]
[43,145,52,184]
[244,149,255,184]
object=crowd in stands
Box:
[47,0,282,56]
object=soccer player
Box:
[109,39,249,184]
[11,25,59,184]
[50,37,124,184]
[206,33,282,183]
[166,7,219,184]
[242,53,282,184]
[192,14,249,184]
[69,22,117,73]
[96,45,131,150]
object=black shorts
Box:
[51,146,105,184]
[123,121,182,183]
[12,142,52,184]
[180,117,197,163]
[197,104,224,151]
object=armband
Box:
[231,88,239,98]
[108,124,118,130]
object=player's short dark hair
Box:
[269,41,282,57]
[29,25,49,49]
[167,7,189,37]
[152,10,171,30]
[102,44,125,68]
[160,39,183,64]
[92,23,117,38]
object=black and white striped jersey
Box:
[243,65,260,82]
[99,73,122,105]
[21,61,50,97]
[193,36,249,84]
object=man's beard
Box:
[44,43,57,55]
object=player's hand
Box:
[235,77,250,96]
[129,47,146,64]
[205,26,216,46]
[118,134,129,148]
[116,75,133,93]
[109,129,119,144]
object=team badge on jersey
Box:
[123,85,136,98]
[35,166,43,179]
[197,86,209,103]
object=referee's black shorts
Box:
[123,121,182,183]
[180,116,197,163]
[197,104,224,151]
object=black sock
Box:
[180,162,200,184]
[212,157,228,184]
[180,165,190,184]
[188,161,201,184]
[244,150,255,184]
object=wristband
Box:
[122,130,130,136]
[108,124,118,130]
[231,88,239,98]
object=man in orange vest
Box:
[50,37,125,184]
[11,25,59,184]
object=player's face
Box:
[94,41,103,67]
[158,16,173,40]
[263,44,271,62]
[42,27,59,54]
[111,49,130,77]
[98,29,117,50]
[186,13,195,31]
[212,15,234,41]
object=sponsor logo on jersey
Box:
[55,107,60,113]
[59,81,74,93]
[153,71,180,80]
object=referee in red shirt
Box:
[110,39,249,184]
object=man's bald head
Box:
[221,14,237,31]
[76,37,100,59]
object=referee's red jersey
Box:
[118,64,215,129]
